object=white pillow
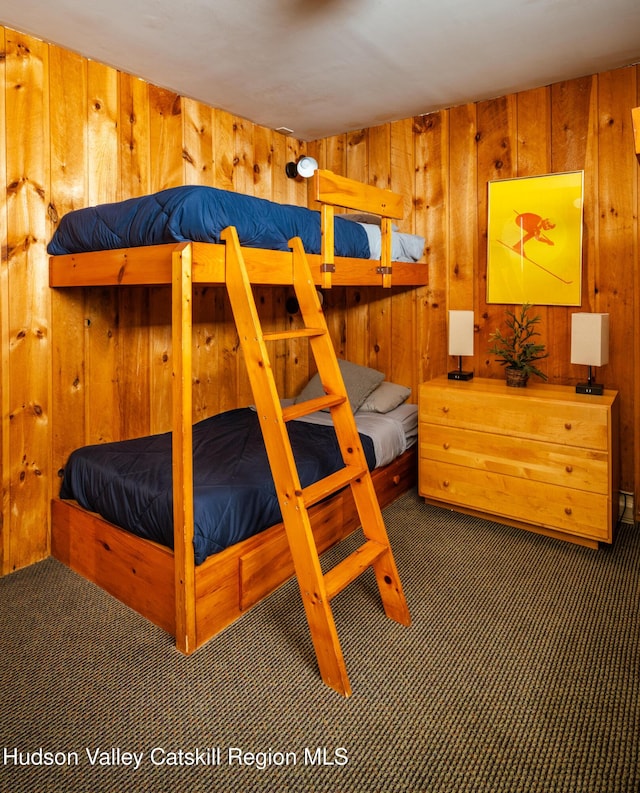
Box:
[358,381,411,413]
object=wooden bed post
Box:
[171,242,197,654]
[319,203,335,289]
[380,216,393,288]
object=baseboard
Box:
[619,491,635,526]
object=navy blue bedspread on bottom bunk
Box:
[60,408,376,566]
[46,185,371,258]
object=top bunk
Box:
[48,169,428,289]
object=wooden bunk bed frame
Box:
[49,170,426,657]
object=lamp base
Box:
[448,370,474,381]
[575,382,604,395]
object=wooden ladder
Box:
[222,226,410,697]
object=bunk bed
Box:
[49,169,428,661]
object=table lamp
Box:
[571,313,609,395]
[448,310,474,381]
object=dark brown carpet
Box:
[2,489,638,792]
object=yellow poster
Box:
[486,171,584,305]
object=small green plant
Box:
[488,304,548,381]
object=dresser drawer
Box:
[420,462,611,541]
[419,424,610,494]
[420,383,611,450]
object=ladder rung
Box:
[263,327,325,342]
[302,464,367,508]
[324,540,388,601]
[282,394,346,421]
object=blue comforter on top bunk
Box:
[59,407,376,566]
[47,185,370,258]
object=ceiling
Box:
[2,0,639,141]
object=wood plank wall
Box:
[314,67,640,524]
[0,25,638,574]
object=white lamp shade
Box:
[570,313,609,367]
[297,156,318,178]
[448,310,475,357]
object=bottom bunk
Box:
[51,444,416,651]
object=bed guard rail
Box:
[313,169,404,289]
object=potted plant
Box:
[488,304,548,387]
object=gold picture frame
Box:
[486,171,584,305]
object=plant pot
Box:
[506,368,529,388]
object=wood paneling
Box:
[0,23,638,573]
[448,103,477,312]
[4,30,50,571]
[118,74,152,440]
[49,45,88,508]
[413,112,447,384]
[0,26,8,573]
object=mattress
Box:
[59,405,416,565]
[47,186,369,258]
[296,402,417,467]
[47,185,425,262]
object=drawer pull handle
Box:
[442,406,450,414]
[443,480,450,488]
[443,442,450,450]
[564,422,572,430]
[564,507,573,516]
[565,465,573,473]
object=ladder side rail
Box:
[221,226,352,696]
[290,236,411,627]
[289,236,368,474]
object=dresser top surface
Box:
[422,376,618,408]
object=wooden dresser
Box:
[418,376,620,547]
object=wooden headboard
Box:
[313,169,404,288]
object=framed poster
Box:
[486,171,584,305]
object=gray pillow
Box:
[294,359,385,412]
[358,381,411,413]
[341,212,399,231]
